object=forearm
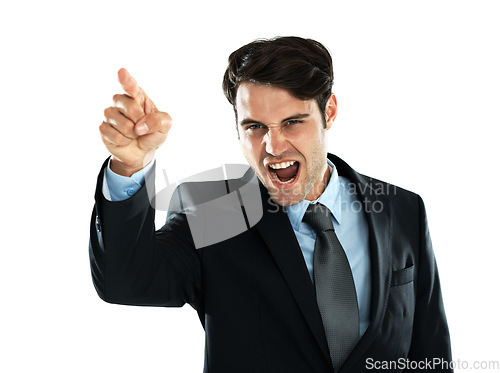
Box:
[89,159,201,308]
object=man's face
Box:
[236,83,336,206]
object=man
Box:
[90,37,452,372]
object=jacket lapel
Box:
[255,182,333,367]
[330,154,393,372]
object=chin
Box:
[266,186,307,207]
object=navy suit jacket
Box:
[89,154,452,372]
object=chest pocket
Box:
[391,265,414,287]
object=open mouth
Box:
[268,161,300,185]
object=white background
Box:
[1,0,499,371]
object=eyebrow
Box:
[239,113,310,127]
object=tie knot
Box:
[302,203,334,233]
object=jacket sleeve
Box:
[407,195,453,371]
[89,159,202,309]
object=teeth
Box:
[269,160,296,170]
[270,170,296,185]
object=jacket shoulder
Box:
[329,153,422,204]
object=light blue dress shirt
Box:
[103,158,371,336]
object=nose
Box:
[264,126,288,156]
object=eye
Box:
[286,120,303,126]
[245,124,266,131]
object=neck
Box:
[305,163,332,201]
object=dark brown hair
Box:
[222,36,334,127]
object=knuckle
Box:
[160,113,173,132]
[112,94,124,104]
[129,105,144,120]
[103,107,115,119]
[99,121,108,133]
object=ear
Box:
[324,93,337,130]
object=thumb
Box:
[135,112,172,151]
[135,112,172,137]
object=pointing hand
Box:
[100,68,172,176]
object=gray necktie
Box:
[303,203,359,370]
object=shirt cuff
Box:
[102,159,155,201]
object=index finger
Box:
[117,68,144,101]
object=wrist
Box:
[110,154,154,177]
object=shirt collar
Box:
[285,158,342,230]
